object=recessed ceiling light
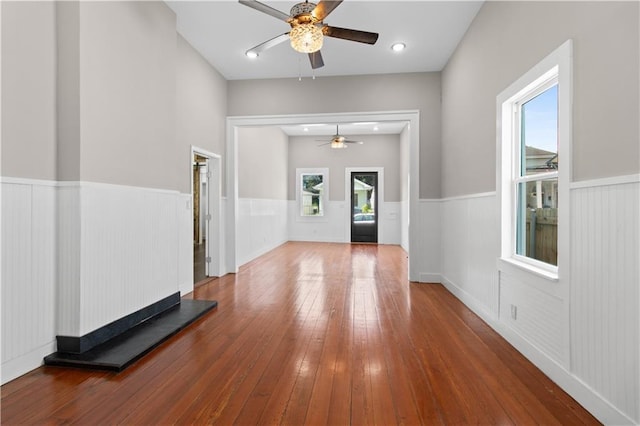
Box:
[391,43,406,52]
[303,127,309,132]
[246,51,258,59]
[373,126,379,131]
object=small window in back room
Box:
[301,173,324,216]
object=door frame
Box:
[345,167,384,243]
[190,146,222,278]
[226,110,420,280]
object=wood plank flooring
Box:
[1,242,599,425]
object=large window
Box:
[515,83,558,266]
[497,40,572,279]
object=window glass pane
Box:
[521,85,558,176]
[301,173,323,216]
[516,178,558,266]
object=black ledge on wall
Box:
[44,292,218,372]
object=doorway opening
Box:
[193,153,209,284]
[190,146,222,286]
[351,172,378,243]
[226,110,419,280]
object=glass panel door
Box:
[351,172,378,243]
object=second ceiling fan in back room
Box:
[239,0,379,69]
[317,125,364,149]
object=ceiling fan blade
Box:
[317,142,331,146]
[308,50,324,69]
[238,0,290,22]
[312,0,343,21]
[344,140,364,144]
[247,33,290,55]
[323,26,379,45]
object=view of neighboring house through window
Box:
[516,83,558,266]
[301,173,324,216]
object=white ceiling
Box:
[165,0,484,81]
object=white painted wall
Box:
[419,177,640,424]
[237,198,288,267]
[0,1,225,383]
[287,200,401,245]
[569,178,639,423]
[1,179,57,384]
[1,179,189,382]
[399,126,410,252]
[435,2,639,423]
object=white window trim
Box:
[296,167,329,222]
[497,40,572,282]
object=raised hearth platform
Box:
[44,299,217,372]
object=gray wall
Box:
[441,1,640,197]
[288,133,401,202]
[228,73,441,199]
[2,2,228,195]
[1,1,57,180]
[238,126,288,200]
[56,1,81,181]
[75,1,178,191]
[176,35,227,194]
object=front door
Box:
[351,172,378,243]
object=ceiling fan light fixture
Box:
[290,23,323,53]
[330,140,347,149]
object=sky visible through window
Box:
[523,85,558,154]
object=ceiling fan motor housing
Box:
[290,2,317,24]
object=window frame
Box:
[296,168,329,222]
[513,78,559,270]
[497,40,572,282]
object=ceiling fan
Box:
[239,0,379,69]
[317,125,364,149]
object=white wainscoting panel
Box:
[221,197,229,275]
[400,199,409,252]
[570,180,639,423]
[499,270,564,363]
[287,201,402,245]
[440,193,499,318]
[380,201,401,245]
[57,184,81,336]
[287,200,346,243]
[416,200,441,283]
[1,180,57,384]
[177,193,193,296]
[237,198,288,267]
[77,183,181,336]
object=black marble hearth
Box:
[44,297,217,372]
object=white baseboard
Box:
[418,272,441,283]
[1,341,56,385]
[240,238,288,268]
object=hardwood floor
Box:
[1,242,599,425]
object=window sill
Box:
[498,257,559,282]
